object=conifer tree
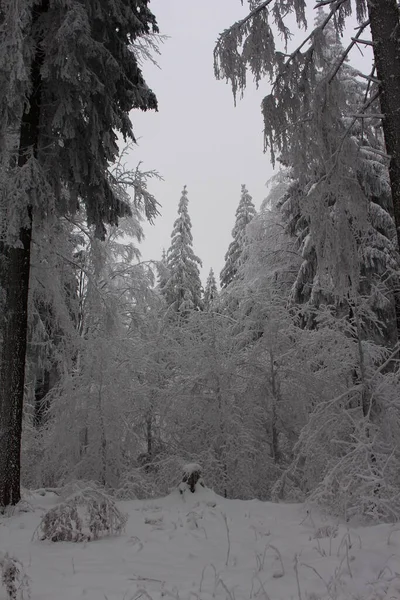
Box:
[162,186,203,313]
[204,268,218,310]
[220,185,256,288]
[156,249,169,297]
[0,0,159,507]
[214,0,400,295]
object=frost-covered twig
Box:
[222,512,231,567]
[270,544,285,578]
[294,555,302,600]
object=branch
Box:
[350,113,384,119]
[214,0,275,53]
[327,20,370,83]
[360,146,390,159]
[331,89,381,160]
[352,70,380,84]
[351,37,374,46]
[271,0,350,95]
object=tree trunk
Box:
[0,224,32,508]
[368,0,400,334]
[269,350,281,463]
[0,1,45,507]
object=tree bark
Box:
[0,222,32,507]
[368,0,400,333]
[0,1,45,507]
[269,350,281,463]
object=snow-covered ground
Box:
[1,486,400,600]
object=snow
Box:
[182,463,202,474]
[1,487,400,600]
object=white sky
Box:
[128,1,372,284]
[128,0,272,284]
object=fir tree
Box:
[214,0,400,292]
[0,0,159,507]
[220,185,256,288]
[204,268,218,310]
[156,249,169,297]
[163,186,203,313]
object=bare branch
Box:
[351,37,374,46]
[327,20,370,83]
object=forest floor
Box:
[1,486,400,600]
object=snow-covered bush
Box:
[115,467,158,500]
[35,483,127,542]
[0,553,31,600]
[181,463,204,493]
[281,369,400,521]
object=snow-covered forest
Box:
[1,0,400,597]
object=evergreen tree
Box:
[214,0,400,299]
[203,268,218,310]
[156,249,169,297]
[0,0,159,507]
[220,185,256,289]
[163,186,203,313]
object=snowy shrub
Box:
[181,463,204,493]
[35,483,127,542]
[309,425,400,522]
[270,470,305,503]
[287,378,400,522]
[116,468,158,500]
[0,553,31,600]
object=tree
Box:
[260,15,400,343]
[203,268,218,310]
[0,0,159,507]
[220,184,256,288]
[162,186,203,313]
[23,202,157,490]
[156,249,169,297]
[214,0,400,302]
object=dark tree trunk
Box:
[269,351,281,464]
[146,413,152,457]
[0,223,32,508]
[0,1,45,507]
[368,0,400,335]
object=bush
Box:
[0,553,31,600]
[34,483,127,542]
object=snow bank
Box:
[1,490,400,599]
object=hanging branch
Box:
[214,0,275,55]
[327,20,371,83]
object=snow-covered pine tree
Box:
[203,268,218,310]
[162,187,203,314]
[156,249,169,298]
[0,0,159,507]
[214,0,400,258]
[220,185,256,288]
[270,15,399,344]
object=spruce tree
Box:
[214,0,400,297]
[156,249,169,297]
[204,268,218,310]
[220,185,256,288]
[163,186,203,313]
[0,0,158,507]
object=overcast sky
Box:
[128,1,372,284]
[128,0,272,284]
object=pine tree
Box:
[0,0,159,507]
[163,186,203,313]
[220,185,256,288]
[204,268,218,310]
[214,0,400,299]
[156,249,169,297]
